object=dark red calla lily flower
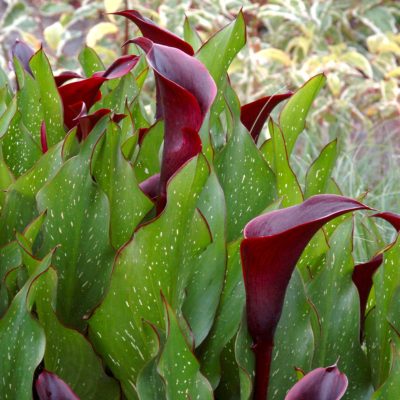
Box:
[285,364,348,400]
[240,92,293,142]
[139,173,161,200]
[114,9,194,55]
[373,211,400,232]
[11,39,34,76]
[352,253,383,338]
[73,103,126,141]
[130,37,216,209]
[240,194,370,400]
[35,370,80,400]
[54,71,83,87]
[57,54,139,131]
[40,121,48,153]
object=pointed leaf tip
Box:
[114,9,194,55]
[36,370,80,400]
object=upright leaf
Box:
[37,117,115,329]
[89,155,209,399]
[279,74,325,155]
[30,49,65,145]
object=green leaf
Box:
[197,11,246,92]
[268,270,314,399]
[0,97,17,138]
[199,240,245,387]
[304,139,337,198]
[79,46,106,77]
[268,119,303,208]
[31,250,121,400]
[308,219,373,399]
[183,16,202,52]
[92,121,153,249]
[134,121,163,183]
[366,235,400,387]
[0,252,53,400]
[136,356,166,399]
[196,12,246,150]
[0,150,14,211]
[236,314,255,400]
[14,57,43,143]
[0,142,63,246]
[372,344,400,399]
[37,117,115,329]
[30,49,65,146]
[89,155,209,399]
[2,112,42,177]
[183,171,226,345]
[215,88,276,241]
[0,241,22,316]
[158,297,213,399]
[279,74,326,156]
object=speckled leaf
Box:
[0,241,22,316]
[79,46,106,78]
[199,240,245,388]
[308,220,373,399]
[0,142,63,246]
[136,357,166,399]
[371,344,400,399]
[183,171,226,345]
[31,250,121,400]
[279,74,326,156]
[2,112,42,176]
[89,155,209,399]
[0,252,53,400]
[197,11,245,95]
[365,235,400,387]
[0,150,14,211]
[305,139,338,198]
[30,49,65,146]
[13,58,43,143]
[37,116,115,329]
[268,119,303,208]
[92,120,153,249]
[215,87,276,241]
[158,298,213,399]
[134,121,164,183]
[268,270,314,399]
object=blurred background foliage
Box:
[0,0,399,249]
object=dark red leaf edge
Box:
[352,253,384,338]
[11,39,34,76]
[240,194,371,400]
[373,212,400,232]
[35,370,80,400]
[131,37,216,210]
[284,364,348,400]
[240,92,293,143]
[114,9,194,55]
